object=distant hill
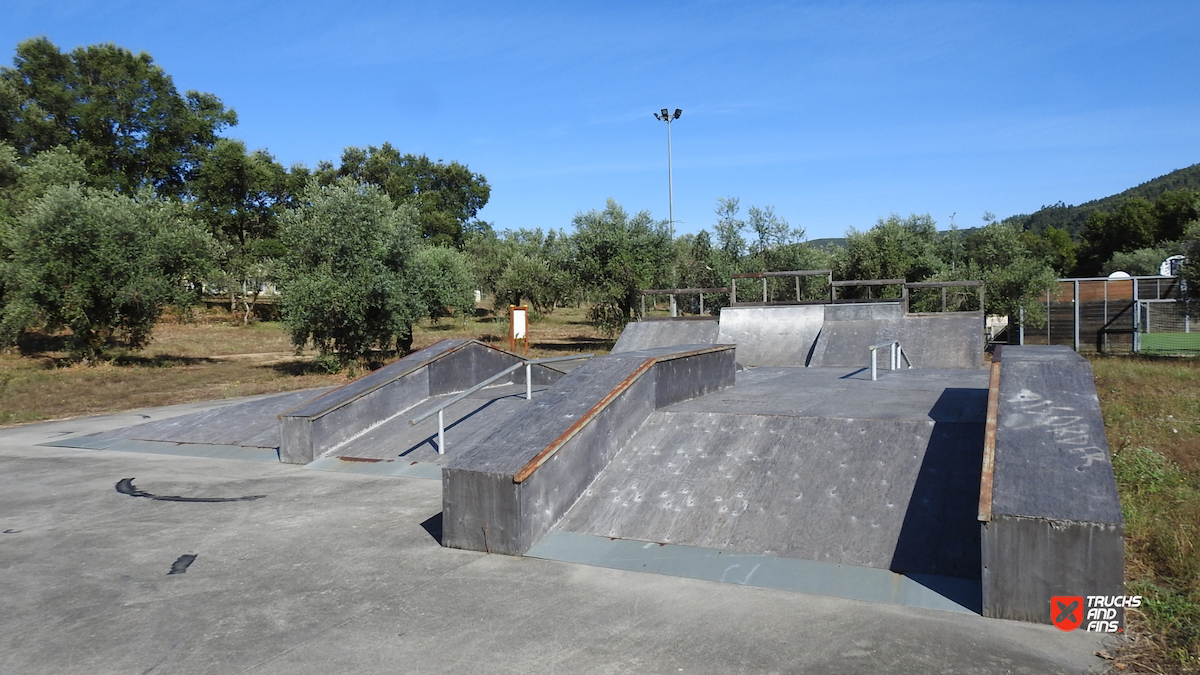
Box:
[807,237,847,250]
[1011,163,1200,236]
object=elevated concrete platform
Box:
[280,340,569,464]
[31,331,1121,627]
[981,346,1124,623]
[809,304,984,369]
[617,302,983,368]
[41,387,335,461]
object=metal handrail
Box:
[869,340,913,380]
[409,353,594,454]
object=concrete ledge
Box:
[981,345,1124,623]
[279,340,565,464]
[442,344,737,555]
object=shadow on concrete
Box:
[905,573,984,614]
[890,388,987,582]
[421,512,443,545]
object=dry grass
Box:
[411,304,615,359]
[0,304,613,426]
[1091,355,1200,673]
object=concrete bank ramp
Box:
[715,305,824,367]
[808,303,984,369]
[39,387,335,461]
[552,366,989,580]
[46,339,569,472]
[280,340,566,464]
[611,318,719,353]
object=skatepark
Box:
[0,291,1124,673]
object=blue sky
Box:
[4,1,1199,240]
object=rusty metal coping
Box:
[977,346,1002,522]
[512,344,734,484]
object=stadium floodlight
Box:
[654,107,682,237]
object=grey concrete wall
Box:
[982,345,1124,623]
[441,345,737,556]
[982,517,1124,623]
[612,319,720,353]
[716,305,824,367]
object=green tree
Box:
[1182,221,1200,300]
[411,246,475,322]
[322,143,490,247]
[712,197,747,263]
[834,213,943,294]
[955,221,1057,320]
[277,178,421,365]
[1103,245,1182,277]
[1077,197,1157,275]
[189,138,290,320]
[1,184,215,358]
[571,199,671,330]
[0,37,236,195]
[1020,225,1076,277]
[462,221,515,297]
[1152,189,1200,242]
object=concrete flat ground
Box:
[0,401,1112,674]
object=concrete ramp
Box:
[716,305,824,367]
[612,318,719,353]
[280,340,566,464]
[553,367,988,580]
[41,388,335,461]
[808,303,984,369]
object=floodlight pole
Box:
[654,108,682,239]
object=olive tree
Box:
[277,178,421,365]
[1,184,214,358]
[570,199,671,331]
[410,246,475,322]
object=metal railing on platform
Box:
[640,288,730,318]
[731,269,833,306]
[409,353,593,454]
[869,340,912,380]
